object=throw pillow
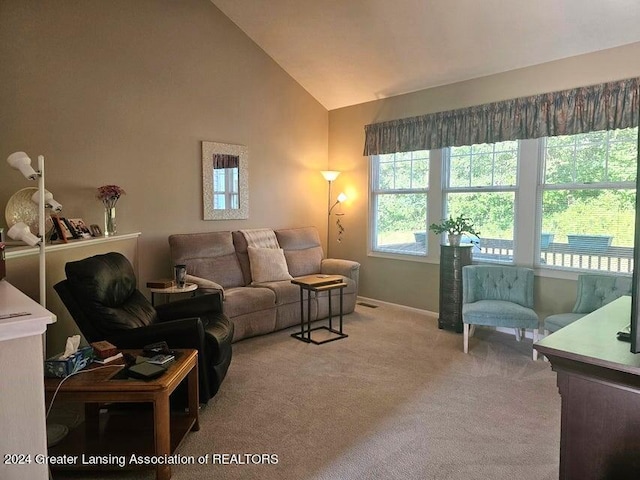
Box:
[247,246,292,284]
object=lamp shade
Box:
[31,189,62,212]
[7,151,38,180]
[321,170,340,182]
[337,192,348,203]
[7,222,40,246]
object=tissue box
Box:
[44,346,94,378]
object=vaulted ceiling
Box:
[211,0,640,110]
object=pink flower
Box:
[97,185,125,208]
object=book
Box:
[146,279,175,289]
[93,352,123,364]
[90,340,118,359]
[146,354,175,365]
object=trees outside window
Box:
[369,128,637,274]
[370,151,429,255]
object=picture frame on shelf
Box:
[50,214,72,243]
[67,218,92,239]
[89,224,102,237]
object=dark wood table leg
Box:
[84,403,100,433]
[153,395,171,480]
[188,360,200,431]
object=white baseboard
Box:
[357,296,536,339]
[356,296,438,318]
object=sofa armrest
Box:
[155,292,224,321]
[186,274,225,299]
[321,258,360,283]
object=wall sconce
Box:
[321,171,347,252]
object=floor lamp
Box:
[6,152,49,306]
[320,170,347,255]
[6,152,69,449]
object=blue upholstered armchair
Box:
[462,265,539,360]
[543,274,632,334]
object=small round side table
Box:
[149,282,198,306]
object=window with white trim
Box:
[538,128,637,272]
[443,141,519,263]
[370,151,429,256]
[368,128,637,274]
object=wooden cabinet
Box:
[535,297,640,479]
[438,245,473,333]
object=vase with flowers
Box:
[96,185,125,236]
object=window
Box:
[444,141,519,263]
[213,167,239,210]
[370,151,429,255]
[368,127,637,274]
[539,128,637,272]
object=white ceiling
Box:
[211,0,640,110]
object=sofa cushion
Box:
[222,287,276,318]
[259,280,301,306]
[544,312,586,333]
[169,232,245,288]
[248,247,293,284]
[275,227,324,277]
[462,300,539,329]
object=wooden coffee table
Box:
[44,349,199,480]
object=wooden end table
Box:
[44,349,199,480]
[291,275,348,344]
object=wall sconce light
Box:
[31,189,63,212]
[320,171,347,252]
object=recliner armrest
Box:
[106,317,206,350]
[321,258,360,282]
[155,292,224,321]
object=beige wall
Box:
[328,42,640,317]
[0,0,329,334]
[3,1,640,328]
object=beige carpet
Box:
[53,303,560,480]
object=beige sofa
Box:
[169,226,360,342]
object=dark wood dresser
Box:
[535,296,640,479]
[438,244,473,332]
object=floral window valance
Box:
[363,77,640,156]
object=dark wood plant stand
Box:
[438,244,473,332]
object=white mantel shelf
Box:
[5,232,141,259]
[0,280,56,342]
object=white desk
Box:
[0,280,56,480]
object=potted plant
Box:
[429,215,480,246]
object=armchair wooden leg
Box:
[532,329,539,361]
[463,323,469,353]
[514,328,522,342]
